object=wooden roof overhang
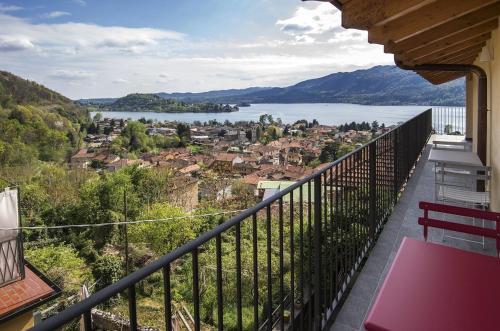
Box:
[310,0,500,84]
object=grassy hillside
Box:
[0,71,89,166]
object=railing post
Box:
[313,175,322,331]
[393,129,399,204]
[369,142,377,235]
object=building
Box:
[70,149,94,169]
[209,153,243,172]
[165,176,199,212]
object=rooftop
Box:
[0,264,60,323]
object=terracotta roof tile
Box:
[0,265,56,318]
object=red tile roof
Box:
[0,265,56,318]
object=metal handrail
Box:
[32,109,433,331]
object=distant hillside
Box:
[157,87,273,102]
[96,93,238,113]
[0,71,88,166]
[78,65,465,107]
[206,66,464,106]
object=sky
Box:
[0,0,393,99]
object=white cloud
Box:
[0,3,392,99]
[0,3,22,12]
[0,14,184,54]
[41,11,71,19]
[49,69,95,80]
[0,36,33,51]
[276,3,341,36]
[112,78,128,84]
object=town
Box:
[72,114,393,211]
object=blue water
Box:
[91,103,432,126]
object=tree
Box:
[231,180,255,208]
[25,244,93,293]
[176,123,191,146]
[256,126,262,140]
[103,126,113,135]
[268,126,279,141]
[259,114,267,126]
[283,125,290,136]
[319,141,340,163]
[93,112,103,123]
[338,144,355,158]
[245,129,253,141]
[128,203,200,255]
[122,121,149,152]
[267,114,274,125]
[93,254,123,291]
[87,122,98,134]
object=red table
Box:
[364,237,500,331]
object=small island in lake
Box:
[86,93,239,113]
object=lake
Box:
[91,103,433,126]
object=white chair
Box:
[434,164,491,248]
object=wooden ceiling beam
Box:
[421,56,479,79]
[418,70,466,83]
[438,55,478,65]
[384,3,500,53]
[427,72,467,85]
[403,30,493,61]
[368,0,498,44]
[429,45,483,63]
[341,0,434,30]
[395,43,483,66]
[388,19,498,55]
[403,35,489,63]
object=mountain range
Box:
[79,65,465,107]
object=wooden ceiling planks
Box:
[402,30,493,59]
[367,0,497,44]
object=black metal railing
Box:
[432,106,465,135]
[31,109,432,331]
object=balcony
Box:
[30,109,438,331]
[329,139,497,331]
